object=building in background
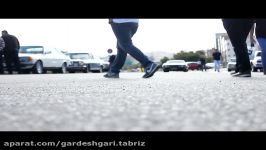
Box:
[215,33,261,65]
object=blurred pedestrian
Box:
[104,19,159,78]
[199,56,207,71]
[222,19,266,77]
[0,37,5,74]
[1,30,21,74]
[212,49,221,72]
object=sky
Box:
[0,19,227,56]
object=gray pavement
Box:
[1,69,266,131]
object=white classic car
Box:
[162,60,188,72]
[66,52,107,73]
[19,46,70,74]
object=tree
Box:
[160,56,170,64]
[173,51,199,62]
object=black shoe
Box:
[104,72,119,78]
[230,71,239,75]
[143,63,160,78]
[232,71,251,77]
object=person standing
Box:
[212,49,221,72]
[1,30,21,74]
[222,19,253,77]
[0,37,5,74]
[199,56,207,71]
[104,19,159,78]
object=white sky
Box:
[0,19,226,56]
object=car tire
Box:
[83,66,89,73]
[34,61,43,74]
[98,66,103,73]
[251,64,257,72]
[59,63,67,74]
[163,69,169,72]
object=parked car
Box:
[162,60,188,72]
[19,46,70,74]
[205,63,215,69]
[66,52,103,73]
[250,51,263,72]
[227,58,236,72]
[186,61,201,70]
[94,56,110,72]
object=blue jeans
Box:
[214,60,221,71]
[257,38,266,73]
[110,23,152,73]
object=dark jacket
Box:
[1,34,20,54]
[212,52,221,61]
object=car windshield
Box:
[69,53,89,59]
[167,60,185,63]
[19,46,44,54]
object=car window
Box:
[20,46,44,54]
[167,60,185,63]
[70,53,90,59]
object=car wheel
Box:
[59,63,67,73]
[83,66,89,73]
[34,61,43,74]
[98,66,103,73]
[163,69,169,72]
[228,69,231,72]
[251,64,257,72]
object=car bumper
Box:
[19,62,35,70]
[163,66,187,71]
[67,65,87,71]
[254,63,263,68]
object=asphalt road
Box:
[1,70,266,131]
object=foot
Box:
[230,71,239,75]
[232,71,251,77]
[143,63,160,78]
[104,72,119,78]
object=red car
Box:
[186,62,201,70]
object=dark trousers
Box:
[0,52,3,73]
[4,52,21,74]
[110,22,152,73]
[222,19,254,72]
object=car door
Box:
[42,47,55,68]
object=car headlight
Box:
[20,56,33,62]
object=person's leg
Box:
[111,23,152,68]
[109,43,127,73]
[0,52,4,73]
[214,60,217,71]
[255,19,266,74]
[13,52,21,73]
[217,60,221,72]
[4,54,12,74]
[222,19,253,73]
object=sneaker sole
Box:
[232,74,251,77]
